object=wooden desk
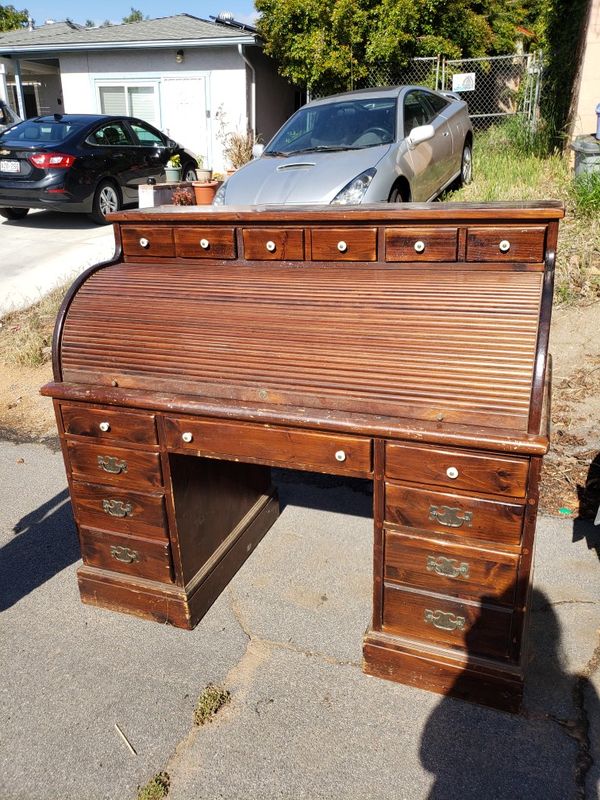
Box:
[42,201,563,712]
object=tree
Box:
[256,0,547,94]
[0,3,28,31]
[122,7,146,23]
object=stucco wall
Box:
[572,0,600,136]
[59,47,248,172]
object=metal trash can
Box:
[571,134,600,176]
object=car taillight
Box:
[28,152,75,169]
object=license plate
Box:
[0,159,20,173]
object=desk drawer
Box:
[310,227,377,261]
[385,482,524,546]
[80,528,173,583]
[383,530,518,606]
[385,227,458,262]
[66,440,162,490]
[466,226,545,262]
[382,584,514,659]
[61,405,158,445]
[122,226,175,258]
[174,226,236,259]
[70,480,167,539]
[163,417,372,477]
[385,442,528,497]
[242,228,305,260]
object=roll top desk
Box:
[42,201,563,712]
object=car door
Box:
[126,119,172,185]
[84,121,139,202]
[402,90,453,201]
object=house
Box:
[571,0,600,137]
[0,13,298,172]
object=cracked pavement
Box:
[0,441,599,800]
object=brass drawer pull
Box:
[446,466,459,479]
[337,240,348,252]
[139,237,150,248]
[429,505,473,528]
[414,240,425,253]
[103,499,133,518]
[266,240,276,252]
[335,450,346,462]
[97,455,128,475]
[424,609,465,631]
[110,545,140,564]
[200,238,210,250]
[426,555,470,579]
[99,421,111,432]
[499,239,511,253]
[182,431,193,443]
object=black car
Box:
[0,113,198,224]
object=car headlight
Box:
[213,181,227,206]
[330,168,376,205]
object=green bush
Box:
[570,172,600,218]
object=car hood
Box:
[222,145,391,205]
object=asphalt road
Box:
[0,209,115,314]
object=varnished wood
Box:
[66,439,163,490]
[385,226,458,262]
[61,404,157,445]
[79,527,174,583]
[174,226,236,259]
[310,227,377,261]
[122,225,175,258]
[70,480,167,539]
[242,227,304,260]
[466,226,546,262]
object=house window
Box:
[97,84,159,127]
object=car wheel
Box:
[182,162,198,182]
[0,207,29,220]
[460,141,473,186]
[388,183,410,203]
[89,180,121,224]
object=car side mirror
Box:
[252,143,264,159]
[407,124,435,149]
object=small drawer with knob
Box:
[60,405,158,445]
[121,226,175,258]
[466,226,546,263]
[66,440,163,490]
[385,227,458,262]
[163,416,373,477]
[174,227,236,259]
[70,480,168,539]
[242,228,305,260]
[383,529,518,606]
[385,442,528,497]
[310,227,377,261]
[79,527,174,583]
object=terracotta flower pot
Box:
[192,180,220,204]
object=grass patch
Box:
[136,772,170,800]
[447,119,600,305]
[193,684,231,725]
[0,282,69,367]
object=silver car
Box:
[214,86,472,206]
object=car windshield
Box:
[0,119,84,145]
[265,97,397,155]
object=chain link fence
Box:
[310,52,543,131]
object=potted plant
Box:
[194,154,212,183]
[165,154,182,182]
[192,177,221,204]
[222,129,257,174]
[171,186,195,206]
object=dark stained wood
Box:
[242,227,304,260]
[385,482,525,546]
[310,227,377,261]
[528,250,555,435]
[61,404,157,445]
[466,226,546,263]
[121,225,175,258]
[174,226,236,259]
[385,442,529,497]
[79,527,173,583]
[66,440,162,489]
[383,529,518,605]
[385,226,458,262]
[163,416,373,478]
[70,480,167,539]
[382,584,514,660]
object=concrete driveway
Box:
[0,209,115,314]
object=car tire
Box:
[460,141,473,186]
[89,180,121,224]
[388,183,410,203]
[181,162,198,182]
[0,207,29,220]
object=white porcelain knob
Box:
[337,241,347,253]
[200,238,210,249]
[139,237,149,248]
[99,421,110,432]
[414,240,425,253]
[266,240,276,252]
[182,432,193,443]
[499,239,511,253]
[446,466,459,479]
[335,450,346,462]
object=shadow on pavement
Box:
[1,209,113,231]
[273,468,373,517]
[0,488,80,610]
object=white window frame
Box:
[95,80,161,127]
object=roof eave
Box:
[0,34,259,56]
